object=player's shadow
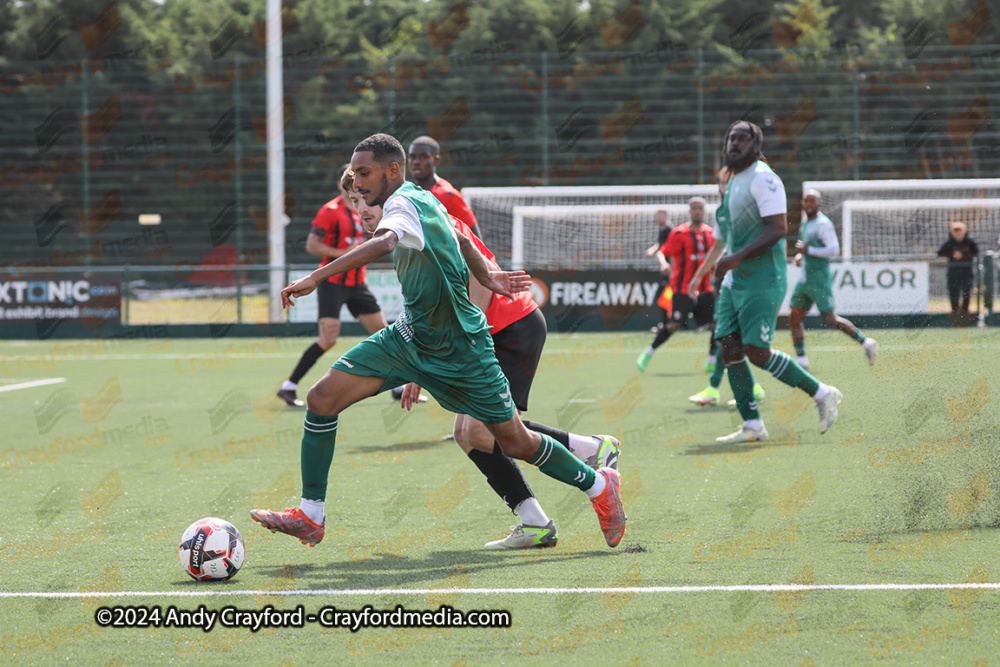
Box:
[253,547,615,589]
[169,577,247,588]
[676,442,773,456]
[350,440,450,454]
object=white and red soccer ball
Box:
[178,517,246,581]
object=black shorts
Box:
[671,292,715,328]
[491,308,546,413]
[317,280,381,320]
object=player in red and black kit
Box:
[392,212,621,549]
[636,197,715,372]
[334,170,620,548]
[390,134,481,403]
[277,165,388,406]
[407,135,481,237]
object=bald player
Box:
[789,189,878,371]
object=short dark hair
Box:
[354,133,405,165]
[409,135,440,154]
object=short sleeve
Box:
[378,195,425,251]
[311,205,333,232]
[750,171,787,218]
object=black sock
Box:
[708,334,716,356]
[467,445,533,512]
[522,420,570,448]
[289,343,326,384]
[651,323,673,350]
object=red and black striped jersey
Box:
[312,195,366,286]
[659,222,715,296]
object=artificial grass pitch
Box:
[1,327,999,664]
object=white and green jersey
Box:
[377,182,488,354]
[798,212,839,285]
[716,160,787,287]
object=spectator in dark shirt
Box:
[644,209,672,256]
[938,221,979,313]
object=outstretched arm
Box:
[455,231,531,298]
[281,231,397,308]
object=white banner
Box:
[287,269,405,323]
[780,261,929,315]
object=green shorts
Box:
[790,279,836,312]
[714,282,786,349]
[332,323,515,424]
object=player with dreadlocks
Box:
[691,120,842,442]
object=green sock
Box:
[528,434,597,491]
[794,340,806,357]
[762,348,820,396]
[853,329,866,343]
[709,345,726,389]
[726,359,760,421]
[301,410,338,501]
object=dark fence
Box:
[2,45,999,274]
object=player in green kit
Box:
[700,121,842,443]
[789,189,878,370]
[251,134,626,549]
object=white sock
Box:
[584,472,607,498]
[567,434,600,461]
[813,383,830,401]
[281,380,297,391]
[299,498,325,524]
[797,356,809,367]
[514,498,550,526]
[707,354,716,364]
[744,419,764,431]
[645,346,655,356]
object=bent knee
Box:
[745,346,771,366]
[306,384,339,415]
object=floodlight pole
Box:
[267,0,286,323]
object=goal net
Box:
[511,203,719,270]
[842,199,1000,260]
[463,185,720,268]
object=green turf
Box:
[2,327,1000,665]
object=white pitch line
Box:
[0,378,67,393]
[2,583,999,599]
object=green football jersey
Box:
[378,182,488,353]
[716,160,788,287]
[799,212,837,285]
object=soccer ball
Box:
[178,517,246,581]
